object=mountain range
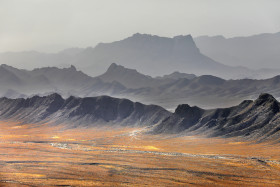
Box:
[1,93,280,142]
[0,93,169,127]
[3,63,280,109]
[1,33,280,79]
[195,32,280,70]
[153,93,280,142]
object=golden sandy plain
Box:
[0,121,279,186]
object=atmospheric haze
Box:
[0,0,280,53]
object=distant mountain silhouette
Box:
[0,64,127,98]
[2,33,279,79]
[98,63,195,88]
[79,33,250,78]
[3,64,280,108]
[195,32,280,70]
[156,71,196,80]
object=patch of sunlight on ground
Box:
[51,135,60,139]
[12,126,22,129]
[228,142,246,145]
[66,138,75,141]
[112,145,159,150]
[143,146,159,150]
[0,172,45,178]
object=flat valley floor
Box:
[0,121,280,186]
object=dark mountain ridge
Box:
[0,93,170,127]
[1,93,280,142]
[153,93,280,142]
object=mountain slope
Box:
[122,74,280,109]
[0,94,170,127]
[80,33,249,78]
[153,93,280,142]
[97,63,194,89]
[195,32,280,70]
[98,63,155,88]
[0,64,129,98]
[1,93,280,142]
[0,33,261,79]
[3,64,280,109]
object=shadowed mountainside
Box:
[154,93,280,142]
[0,93,170,127]
[1,93,280,141]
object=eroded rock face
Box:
[0,94,170,127]
[1,93,280,142]
[154,93,280,142]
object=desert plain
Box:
[0,121,279,186]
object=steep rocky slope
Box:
[1,93,280,141]
[153,93,280,142]
[0,94,170,127]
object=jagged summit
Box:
[175,104,203,116]
[0,64,12,68]
[173,34,196,44]
[69,65,77,71]
[98,63,154,89]
[254,93,280,113]
[105,63,138,74]
[107,63,118,70]
[129,33,194,41]
[44,93,64,100]
[256,93,277,103]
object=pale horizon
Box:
[1,0,280,53]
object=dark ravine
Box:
[1,93,280,142]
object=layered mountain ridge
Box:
[1,93,280,142]
[2,33,279,79]
[3,63,280,109]
[195,32,280,70]
[0,93,170,127]
[153,93,280,142]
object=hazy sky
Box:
[1,0,280,53]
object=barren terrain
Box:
[0,121,280,186]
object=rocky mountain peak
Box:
[69,65,77,71]
[255,93,278,105]
[254,93,280,113]
[106,63,122,72]
[175,104,204,117]
[46,93,64,100]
